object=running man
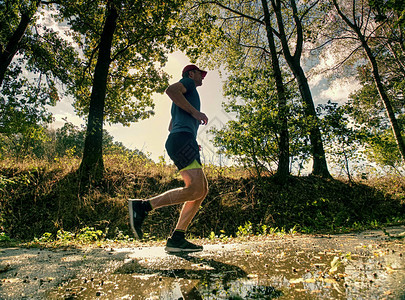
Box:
[128,65,209,253]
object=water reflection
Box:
[116,252,283,299]
[45,229,405,299]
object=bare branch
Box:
[300,0,320,22]
[200,0,264,25]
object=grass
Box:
[0,154,404,245]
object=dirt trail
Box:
[0,226,404,299]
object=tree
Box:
[347,66,403,172]
[269,0,331,178]
[184,0,331,178]
[369,0,405,82]
[212,68,284,176]
[54,122,86,158]
[0,120,146,160]
[212,67,309,177]
[331,0,405,163]
[56,0,184,182]
[317,101,365,181]
[0,1,78,137]
[178,0,292,181]
[52,121,146,159]
[79,1,118,182]
[261,0,290,181]
[0,0,40,87]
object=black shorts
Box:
[165,132,201,170]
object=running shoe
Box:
[165,237,203,253]
[128,199,147,239]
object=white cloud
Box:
[49,112,85,130]
[320,77,361,103]
[308,73,324,87]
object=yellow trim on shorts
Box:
[180,159,202,172]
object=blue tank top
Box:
[170,77,201,138]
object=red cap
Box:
[182,64,207,78]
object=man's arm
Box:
[165,82,208,125]
[168,119,172,132]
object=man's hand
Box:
[192,111,208,125]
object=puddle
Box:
[44,231,405,300]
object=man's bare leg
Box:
[153,168,207,253]
[175,170,208,231]
[129,168,208,251]
[149,168,208,209]
[174,198,204,231]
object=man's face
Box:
[189,70,204,87]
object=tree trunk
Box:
[333,0,405,163]
[0,9,36,87]
[271,0,331,178]
[79,3,118,183]
[294,65,330,177]
[261,0,290,182]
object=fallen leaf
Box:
[289,278,303,284]
[313,263,326,268]
[322,278,338,284]
[2,278,20,283]
[329,256,341,274]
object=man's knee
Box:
[187,182,208,200]
[182,169,208,200]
